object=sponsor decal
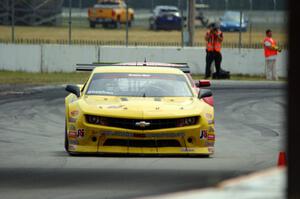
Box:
[77,129,85,137]
[200,130,208,139]
[181,148,194,152]
[208,134,215,141]
[208,119,215,125]
[69,145,76,150]
[70,110,79,117]
[69,125,76,131]
[69,139,79,145]
[205,141,214,147]
[101,131,184,138]
[208,147,214,153]
[68,117,77,123]
[128,74,151,77]
[208,126,215,133]
[107,105,124,109]
[69,131,77,139]
[205,113,213,119]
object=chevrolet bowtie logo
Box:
[135,121,150,128]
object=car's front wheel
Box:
[89,21,96,28]
[64,120,69,153]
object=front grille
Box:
[105,118,178,130]
[85,115,199,130]
[103,139,181,147]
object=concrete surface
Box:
[0,81,286,199]
[137,167,286,199]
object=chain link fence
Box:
[0,0,288,49]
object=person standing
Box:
[263,29,281,80]
[204,23,223,79]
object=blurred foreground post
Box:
[187,0,195,46]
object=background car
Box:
[88,0,134,29]
[149,5,182,30]
[219,11,248,32]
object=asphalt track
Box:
[0,81,286,199]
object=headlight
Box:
[174,12,180,17]
[176,116,199,127]
[86,115,100,124]
[86,115,107,125]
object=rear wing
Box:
[76,62,191,73]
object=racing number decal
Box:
[200,130,208,139]
[77,129,85,137]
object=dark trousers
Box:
[205,51,222,78]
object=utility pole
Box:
[179,0,184,47]
[239,10,242,52]
[68,0,72,44]
[125,0,129,47]
[11,0,15,43]
[238,1,243,53]
[187,0,195,46]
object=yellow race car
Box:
[65,63,215,156]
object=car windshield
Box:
[86,73,193,97]
[160,8,178,13]
[94,1,122,8]
[222,12,245,22]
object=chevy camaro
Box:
[65,63,215,156]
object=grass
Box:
[0,71,90,85]
[0,25,287,47]
[192,74,286,81]
[0,70,286,86]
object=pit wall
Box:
[0,44,287,77]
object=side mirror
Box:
[66,85,81,97]
[198,89,213,99]
[195,80,211,88]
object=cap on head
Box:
[209,22,216,29]
[266,29,272,34]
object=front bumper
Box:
[92,18,115,24]
[67,122,215,156]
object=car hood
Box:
[79,95,206,119]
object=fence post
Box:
[11,0,15,43]
[68,0,72,45]
[125,0,129,47]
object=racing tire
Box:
[89,21,96,28]
[152,23,157,31]
[103,23,109,28]
[115,21,121,29]
[64,120,70,153]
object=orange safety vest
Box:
[213,30,223,52]
[264,37,278,57]
[206,30,223,52]
[206,31,214,52]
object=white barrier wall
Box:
[0,44,287,77]
[0,44,42,72]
